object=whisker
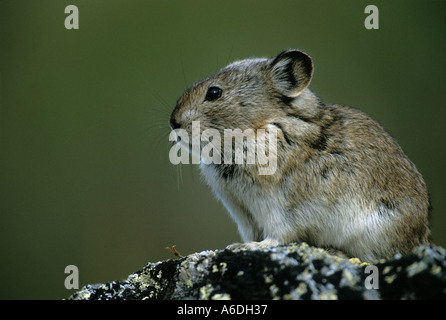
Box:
[179,51,189,90]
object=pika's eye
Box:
[205,86,222,101]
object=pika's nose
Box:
[169,114,181,130]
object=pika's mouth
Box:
[169,128,195,157]
[169,114,181,131]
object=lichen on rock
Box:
[68,242,446,300]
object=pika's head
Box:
[169,49,314,137]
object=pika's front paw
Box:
[226,238,280,252]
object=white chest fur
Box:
[200,163,394,262]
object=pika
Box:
[169,49,431,262]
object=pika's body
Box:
[169,50,430,262]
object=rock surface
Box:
[69,242,446,300]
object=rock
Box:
[68,242,446,300]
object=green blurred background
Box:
[0,0,444,299]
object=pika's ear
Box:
[270,49,313,97]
